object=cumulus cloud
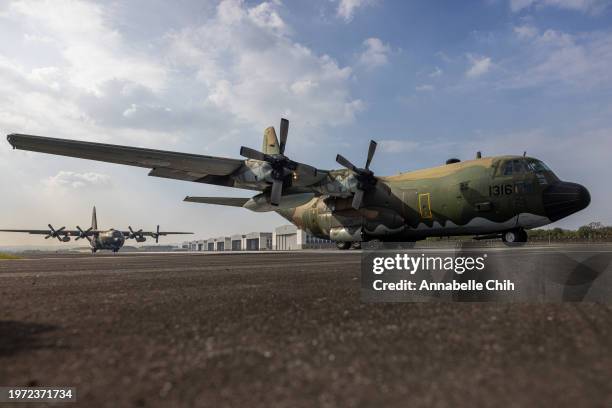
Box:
[0,0,364,154]
[514,25,538,39]
[507,26,612,89]
[509,0,610,14]
[6,0,166,95]
[337,0,376,21]
[358,37,391,70]
[165,0,362,128]
[465,54,493,78]
[44,171,112,189]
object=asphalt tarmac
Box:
[1,248,612,407]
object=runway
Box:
[1,249,612,407]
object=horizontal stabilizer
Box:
[184,196,249,207]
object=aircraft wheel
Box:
[336,242,351,250]
[502,229,527,246]
[351,242,362,250]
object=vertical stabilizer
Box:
[91,206,98,230]
[261,126,280,155]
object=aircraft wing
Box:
[119,230,193,237]
[7,134,244,183]
[6,132,335,198]
[0,229,56,235]
[0,228,84,235]
[142,231,193,236]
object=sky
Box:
[0,0,611,246]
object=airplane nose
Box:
[542,182,590,221]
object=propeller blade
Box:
[57,226,66,233]
[156,225,160,243]
[336,154,358,172]
[295,162,317,177]
[365,140,377,170]
[270,179,283,206]
[279,118,289,154]
[351,189,365,210]
[240,146,268,162]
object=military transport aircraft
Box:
[0,206,192,253]
[6,118,590,249]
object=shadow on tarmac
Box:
[0,320,63,356]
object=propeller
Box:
[45,224,67,241]
[152,225,160,244]
[335,140,378,210]
[240,118,317,206]
[128,226,144,240]
[75,225,93,242]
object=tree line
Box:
[528,222,612,242]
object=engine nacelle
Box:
[61,236,71,242]
[329,226,362,242]
[135,236,146,243]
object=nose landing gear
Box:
[502,229,528,246]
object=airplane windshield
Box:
[526,159,551,173]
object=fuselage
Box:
[91,229,125,252]
[277,155,590,242]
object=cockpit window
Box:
[512,159,525,174]
[526,159,551,173]
[503,161,513,176]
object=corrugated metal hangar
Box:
[183,225,332,251]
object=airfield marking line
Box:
[0,260,362,278]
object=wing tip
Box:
[6,133,17,148]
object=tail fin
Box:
[262,126,280,155]
[91,206,98,230]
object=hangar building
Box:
[183,226,330,251]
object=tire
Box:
[502,229,527,246]
[336,241,351,250]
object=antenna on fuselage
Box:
[523,151,527,157]
[476,151,482,159]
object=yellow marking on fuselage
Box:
[418,193,433,219]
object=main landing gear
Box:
[336,242,361,250]
[502,228,528,246]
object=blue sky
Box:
[0,0,611,245]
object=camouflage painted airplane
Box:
[0,206,192,253]
[6,118,590,249]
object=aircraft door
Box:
[418,193,433,219]
[511,159,528,214]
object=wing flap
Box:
[184,196,249,207]
[7,134,243,177]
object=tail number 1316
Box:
[489,184,513,196]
